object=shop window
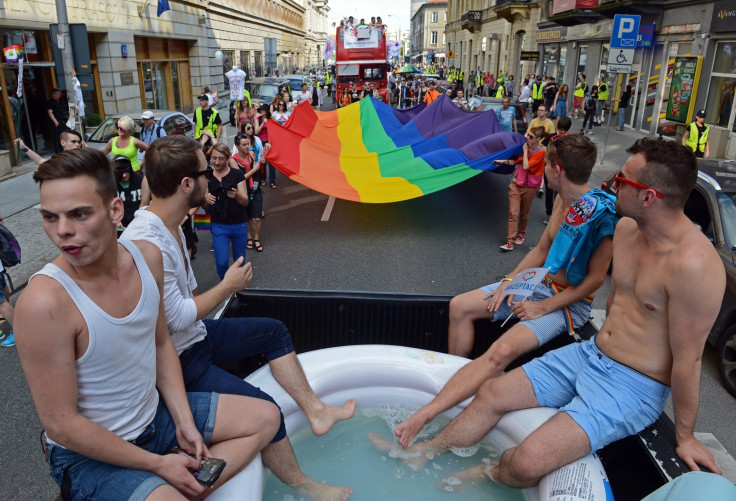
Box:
[705,42,736,130]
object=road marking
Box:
[321,196,336,221]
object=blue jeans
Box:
[178,317,296,443]
[46,392,218,501]
[618,108,626,129]
[210,221,248,280]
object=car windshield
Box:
[717,192,736,249]
[88,117,142,143]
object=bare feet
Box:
[438,459,498,492]
[368,433,445,471]
[294,478,354,501]
[395,409,431,447]
[309,399,357,436]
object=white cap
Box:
[141,110,154,119]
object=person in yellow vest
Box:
[495,81,506,98]
[102,116,148,173]
[572,73,587,119]
[531,74,544,115]
[596,76,609,125]
[682,109,710,158]
[193,94,222,142]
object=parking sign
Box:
[611,14,641,49]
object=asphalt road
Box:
[1,100,735,500]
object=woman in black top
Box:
[615,85,632,131]
[205,143,250,279]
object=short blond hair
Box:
[118,116,135,132]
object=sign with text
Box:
[712,0,736,33]
[637,24,655,48]
[499,268,550,299]
[607,48,634,73]
[665,56,703,123]
[521,51,540,61]
[611,14,641,49]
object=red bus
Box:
[335,24,390,103]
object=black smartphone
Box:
[193,457,227,487]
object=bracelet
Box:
[21,146,29,152]
[501,277,513,283]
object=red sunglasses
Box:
[612,170,665,199]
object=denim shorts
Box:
[0,272,6,303]
[46,392,218,501]
[523,337,670,451]
[480,281,592,345]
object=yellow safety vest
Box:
[574,81,587,97]
[685,122,709,153]
[495,85,505,98]
[598,83,608,101]
[195,107,219,139]
[532,82,544,100]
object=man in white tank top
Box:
[122,135,356,501]
[15,148,279,500]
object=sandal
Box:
[246,239,254,250]
[271,183,277,189]
[253,240,264,252]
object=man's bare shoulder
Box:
[128,240,164,282]
[17,272,72,315]
[669,220,724,279]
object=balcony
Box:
[494,0,537,23]
[546,0,600,26]
[460,10,482,33]
[593,0,665,18]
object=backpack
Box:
[0,225,21,268]
[584,94,595,111]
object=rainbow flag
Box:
[264,94,525,203]
[193,213,211,231]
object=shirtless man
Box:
[15,148,278,499]
[121,135,355,500]
[396,134,617,447]
[381,137,725,488]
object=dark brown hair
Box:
[145,135,203,198]
[546,133,597,185]
[626,137,697,209]
[33,148,116,203]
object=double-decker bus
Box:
[335,24,390,103]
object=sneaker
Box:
[536,188,544,198]
[1,331,15,347]
[588,130,594,135]
[514,234,525,245]
[580,129,585,134]
[210,246,214,252]
[0,330,5,341]
[500,241,514,251]
[543,217,550,225]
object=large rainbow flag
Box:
[264,94,526,203]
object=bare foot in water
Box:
[309,399,357,436]
[395,409,432,447]
[438,460,497,493]
[295,478,354,500]
[367,432,445,471]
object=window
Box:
[221,50,234,90]
[444,12,447,21]
[363,66,385,80]
[705,42,736,130]
[431,32,438,45]
[240,50,250,71]
[432,12,438,23]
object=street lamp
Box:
[386,14,402,60]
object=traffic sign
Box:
[611,14,641,49]
[608,48,634,66]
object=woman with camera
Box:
[205,143,250,279]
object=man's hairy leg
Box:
[448,289,493,357]
[202,394,281,494]
[396,325,539,448]
[269,352,356,436]
[489,412,590,489]
[262,438,353,501]
[386,368,539,470]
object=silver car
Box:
[86,109,195,145]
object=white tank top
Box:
[34,239,160,443]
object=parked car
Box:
[85,109,195,145]
[603,158,736,397]
[471,97,528,133]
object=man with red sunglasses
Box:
[390,137,724,490]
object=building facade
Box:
[411,0,449,65]
[444,0,542,82]
[1,0,326,166]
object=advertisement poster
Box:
[665,56,703,123]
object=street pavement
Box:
[1,104,735,499]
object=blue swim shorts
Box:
[480,281,593,345]
[522,337,671,451]
[46,392,218,501]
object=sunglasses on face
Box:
[612,170,666,199]
[190,166,214,181]
[117,127,128,132]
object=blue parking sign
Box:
[611,15,641,49]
